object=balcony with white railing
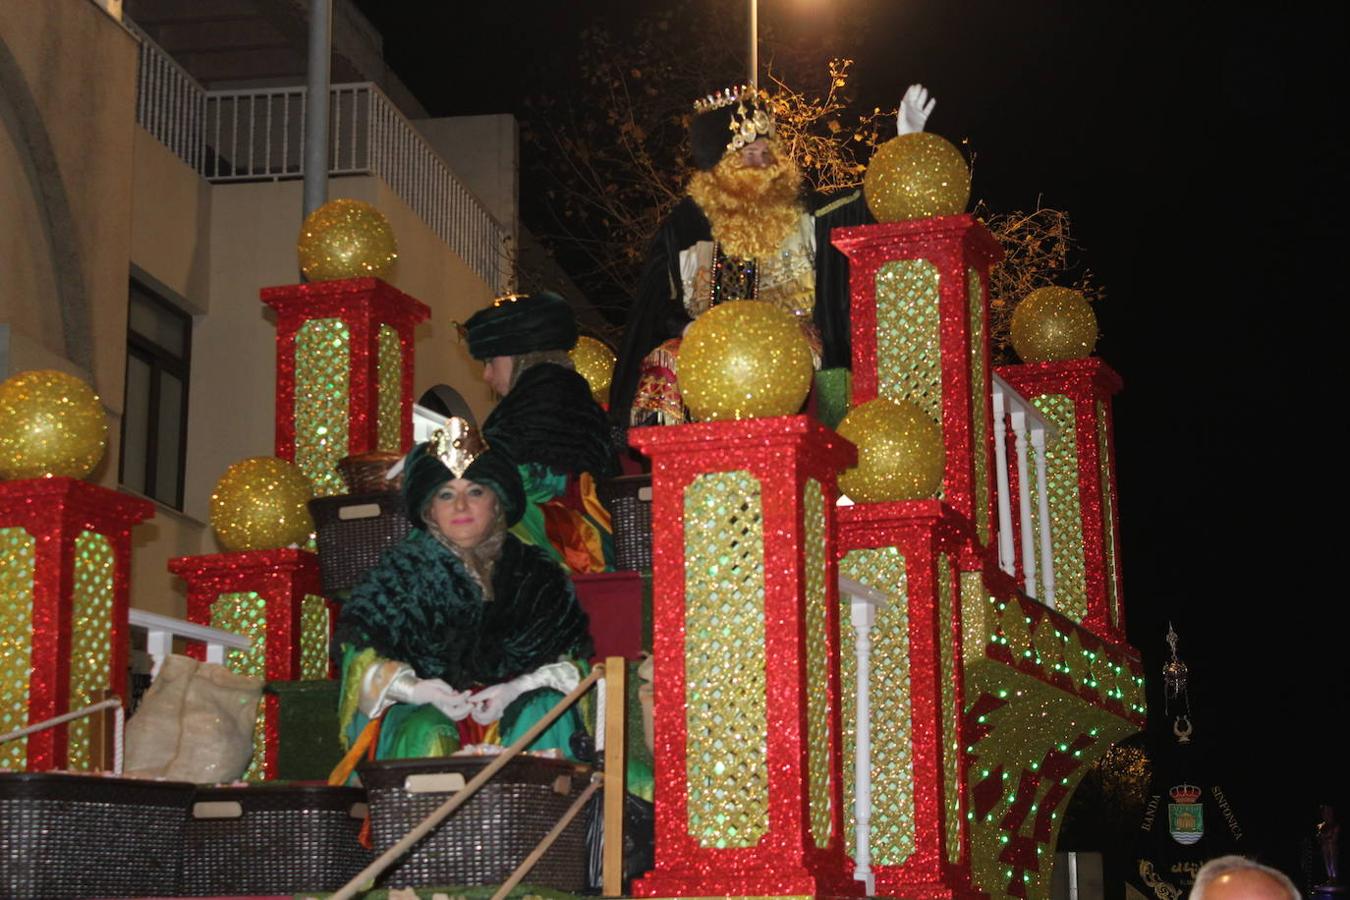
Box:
[129,19,508,292]
[991,372,1057,607]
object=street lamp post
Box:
[748,0,758,88]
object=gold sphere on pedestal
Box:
[837,397,944,501]
[297,198,398,281]
[210,457,315,552]
[0,370,108,480]
[677,301,814,421]
[863,132,971,222]
[1010,286,1098,362]
[569,336,617,405]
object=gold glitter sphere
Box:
[0,369,108,480]
[296,198,398,281]
[863,132,971,223]
[1010,286,1098,362]
[210,457,315,552]
[569,336,616,405]
[678,300,813,421]
[837,397,944,501]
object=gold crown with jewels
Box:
[694,84,775,155]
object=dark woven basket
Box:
[181,783,372,895]
[597,474,652,572]
[360,756,592,890]
[0,772,194,899]
[310,491,411,594]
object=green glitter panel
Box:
[1024,416,1044,600]
[1030,394,1087,622]
[803,479,832,849]
[968,267,991,546]
[938,555,962,863]
[211,591,268,781]
[875,259,942,424]
[300,594,331,680]
[67,531,115,771]
[839,547,914,867]
[0,527,35,770]
[1097,401,1121,627]
[377,324,403,453]
[295,318,350,497]
[683,470,768,849]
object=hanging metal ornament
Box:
[1162,623,1193,741]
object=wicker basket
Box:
[338,451,404,494]
[598,474,652,572]
[310,491,411,594]
[0,772,194,899]
[360,756,591,890]
[181,783,372,895]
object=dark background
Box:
[358,0,1347,882]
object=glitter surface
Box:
[678,301,814,422]
[294,318,350,496]
[0,370,108,480]
[875,260,942,423]
[66,531,115,771]
[0,526,35,769]
[209,456,315,552]
[211,590,268,781]
[1030,394,1087,623]
[296,198,398,282]
[1010,287,1098,364]
[1097,400,1122,628]
[839,547,914,867]
[570,336,617,406]
[300,594,331,680]
[683,470,768,849]
[937,555,962,864]
[803,478,832,849]
[376,324,402,452]
[968,267,991,546]
[837,398,944,502]
[863,132,971,223]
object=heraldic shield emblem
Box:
[1168,784,1204,846]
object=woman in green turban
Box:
[332,421,592,769]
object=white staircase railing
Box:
[128,608,251,676]
[991,373,1057,607]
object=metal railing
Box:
[991,373,1057,607]
[130,20,508,291]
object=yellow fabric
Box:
[328,717,380,786]
[337,647,380,751]
[579,472,612,532]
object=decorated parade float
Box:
[0,120,1143,899]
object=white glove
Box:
[897,83,936,135]
[388,672,474,721]
[469,661,581,725]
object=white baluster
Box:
[840,575,887,897]
[991,387,1016,577]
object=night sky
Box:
[359,0,1347,879]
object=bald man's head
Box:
[1191,856,1300,900]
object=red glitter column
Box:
[0,478,152,771]
[837,500,982,900]
[833,216,1003,557]
[261,277,431,462]
[629,416,859,898]
[168,548,325,779]
[996,358,1125,640]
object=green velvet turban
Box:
[464,291,578,360]
[401,440,526,529]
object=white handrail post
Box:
[1030,424,1057,609]
[839,574,887,897]
[1010,408,1037,597]
[991,387,1016,577]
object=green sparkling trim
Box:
[683,471,768,848]
[875,259,942,424]
[210,591,268,781]
[377,324,403,453]
[1030,394,1087,622]
[300,594,330,680]
[968,267,991,545]
[295,318,350,497]
[803,479,832,849]
[938,556,961,863]
[67,531,116,770]
[839,547,914,867]
[1097,400,1121,627]
[0,527,35,770]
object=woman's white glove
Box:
[468,661,581,725]
[399,677,474,721]
[897,83,935,136]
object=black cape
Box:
[482,362,616,478]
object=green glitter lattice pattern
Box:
[803,479,832,849]
[875,260,942,423]
[0,528,35,769]
[968,267,991,545]
[839,547,914,866]
[938,556,961,863]
[211,591,268,781]
[377,324,402,452]
[295,318,350,497]
[683,471,768,849]
[1097,401,1121,627]
[67,531,115,770]
[301,594,330,680]
[1030,394,1087,622]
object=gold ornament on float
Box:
[863,132,971,223]
[1010,286,1098,363]
[296,198,398,281]
[837,397,944,501]
[0,370,108,481]
[569,336,617,405]
[677,300,813,421]
[210,457,315,552]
